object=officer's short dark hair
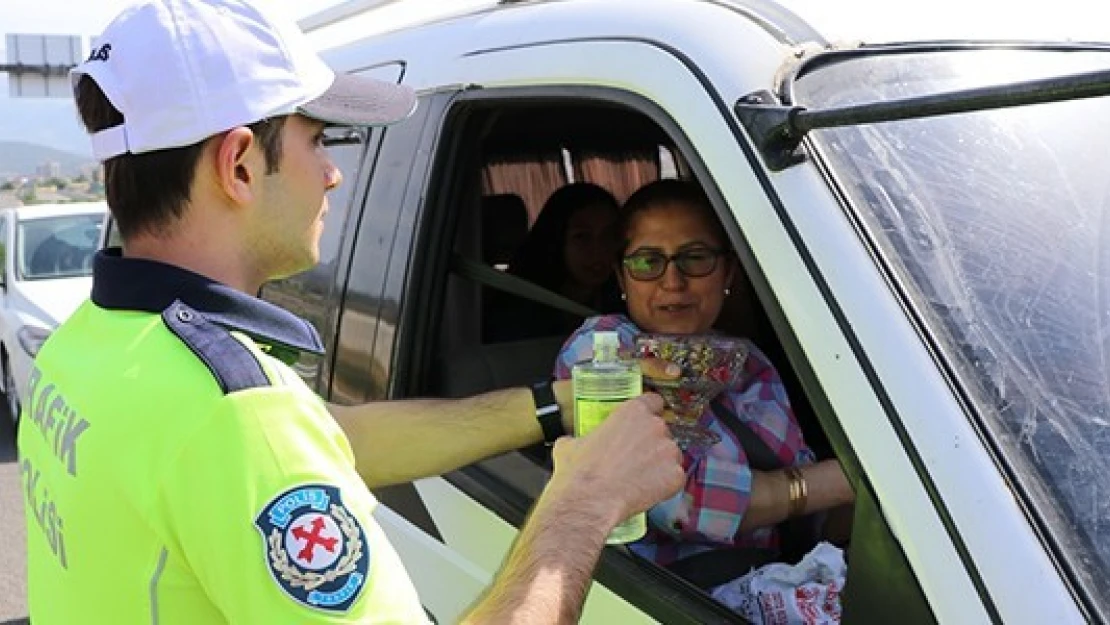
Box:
[75,76,286,241]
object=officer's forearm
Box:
[460,476,614,625]
[328,381,573,488]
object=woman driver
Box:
[554,180,854,587]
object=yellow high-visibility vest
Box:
[20,255,427,624]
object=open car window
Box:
[408,92,860,623]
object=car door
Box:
[355,33,964,623]
[356,64,754,625]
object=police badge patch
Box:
[255,484,370,612]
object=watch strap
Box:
[530,380,565,445]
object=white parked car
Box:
[0,202,106,422]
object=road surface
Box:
[0,415,28,624]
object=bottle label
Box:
[575,398,626,436]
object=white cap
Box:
[72,0,417,162]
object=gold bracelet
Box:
[785,469,797,517]
[785,466,808,518]
[784,467,797,517]
[796,467,808,516]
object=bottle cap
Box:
[593,331,620,361]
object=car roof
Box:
[0,202,107,222]
[303,0,1110,55]
[770,0,1110,44]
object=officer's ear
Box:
[212,126,263,207]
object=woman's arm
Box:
[742,459,854,532]
[645,442,854,541]
[720,343,855,534]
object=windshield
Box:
[794,47,1110,609]
[18,213,104,280]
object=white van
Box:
[257,0,1110,622]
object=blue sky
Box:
[0,0,342,155]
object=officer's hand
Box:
[549,394,684,525]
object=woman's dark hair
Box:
[507,182,619,291]
[619,179,729,255]
[75,76,285,241]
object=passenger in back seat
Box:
[490,183,624,341]
[553,180,855,594]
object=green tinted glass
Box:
[621,248,724,280]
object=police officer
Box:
[17,0,684,623]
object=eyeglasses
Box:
[621,248,727,281]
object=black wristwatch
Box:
[530,380,566,445]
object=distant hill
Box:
[0,141,97,178]
[0,93,93,169]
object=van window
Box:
[419,101,812,422]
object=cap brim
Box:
[298,72,416,127]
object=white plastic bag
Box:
[710,542,846,625]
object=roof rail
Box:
[299,0,503,49]
[298,0,404,33]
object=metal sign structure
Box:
[2,34,83,98]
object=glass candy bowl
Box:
[634,334,749,453]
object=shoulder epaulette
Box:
[162,300,272,394]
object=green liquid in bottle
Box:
[572,331,647,545]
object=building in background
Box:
[35,161,60,179]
